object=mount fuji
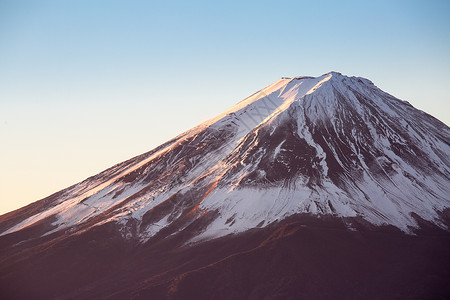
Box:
[1,72,449,299]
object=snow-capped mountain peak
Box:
[1,72,449,244]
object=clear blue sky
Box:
[1,0,449,214]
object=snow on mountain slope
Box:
[1,72,449,243]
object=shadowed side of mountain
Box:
[132,221,450,300]
[1,215,449,300]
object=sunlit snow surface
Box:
[2,72,449,243]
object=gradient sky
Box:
[0,0,449,215]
